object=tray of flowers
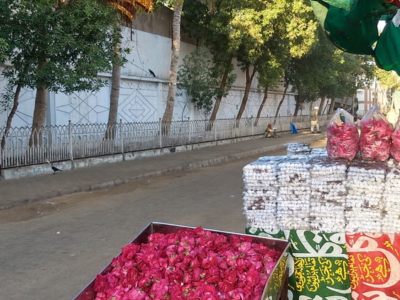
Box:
[73,222,289,300]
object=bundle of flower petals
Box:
[94,227,281,300]
[382,163,400,233]
[242,157,284,231]
[327,122,359,160]
[359,111,393,161]
[345,161,385,233]
[310,158,347,232]
[391,127,400,161]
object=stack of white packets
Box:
[345,160,386,233]
[310,157,347,232]
[277,156,312,230]
[382,161,400,233]
[242,157,284,231]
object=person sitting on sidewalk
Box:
[265,124,278,138]
[310,106,321,133]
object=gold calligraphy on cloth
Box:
[293,257,348,292]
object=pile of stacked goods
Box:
[345,161,385,233]
[277,157,312,230]
[310,158,347,232]
[383,163,400,233]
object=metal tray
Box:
[73,222,290,300]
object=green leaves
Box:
[374,68,400,92]
[0,0,122,93]
[177,46,217,113]
[0,38,7,63]
[286,26,373,108]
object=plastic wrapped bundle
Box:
[310,158,347,232]
[310,147,328,158]
[277,157,312,230]
[286,143,311,157]
[360,105,393,161]
[326,109,359,160]
[382,163,400,233]
[242,158,283,231]
[345,160,385,233]
[390,125,400,162]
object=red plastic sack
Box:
[326,109,359,160]
[391,123,400,161]
[360,105,393,161]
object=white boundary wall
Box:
[0,10,326,128]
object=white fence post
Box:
[214,120,217,141]
[188,117,191,144]
[120,119,124,156]
[159,118,162,149]
[251,116,254,136]
[68,120,73,163]
[0,134,2,170]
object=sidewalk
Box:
[0,130,325,210]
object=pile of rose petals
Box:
[391,127,400,161]
[94,227,281,300]
[360,118,393,161]
[327,122,359,160]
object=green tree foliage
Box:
[182,0,317,122]
[182,0,238,124]
[374,68,400,93]
[177,46,217,114]
[0,38,6,63]
[233,0,318,121]
[0,0,121,144]
[287,27,375,116]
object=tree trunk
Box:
[344,96,350,109]
[323,100,329,115]
[161,1,183,132]
[30,58,48,147]
[329,98,336,114]
[293,96,301,117]
[1,84,21,149]
[106,41,122,140]
[254,87,268,126]
[340,97,345,108]
[207,55,233,130]
[30,86,48,147]
[273,85,288,124]
[236,64,257,124]
[318,97,325,115]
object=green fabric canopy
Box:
[310,0,400,74]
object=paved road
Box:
[0,139,325,300]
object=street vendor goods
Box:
[326,109,359,160]
[242,148,400,233]
[390,123,400,161]
[74,223,290,300]
[359,105,393,161]
[243,144,400,299]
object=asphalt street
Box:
[0,139,326,300]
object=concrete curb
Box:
[0,134,324,210]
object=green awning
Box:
[310,0,400,74]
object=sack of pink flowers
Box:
[359,105,393,161]
[391,123,400,161]
[326,108,359,160]
[93,227,281,300]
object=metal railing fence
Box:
[0,115,331,169]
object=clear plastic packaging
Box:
[391,123,400,161]
[359,105,393,161]
[326,109,359,160]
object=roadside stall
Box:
[243,107,400,299]
[73,223,291,300]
